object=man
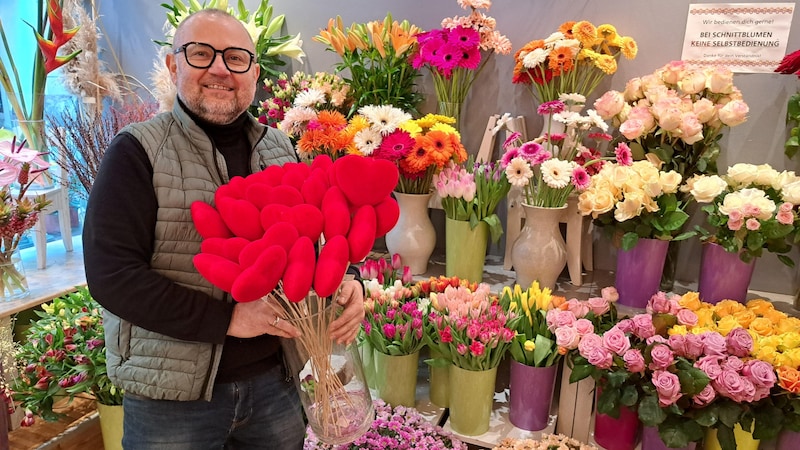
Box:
[83,9,364,449]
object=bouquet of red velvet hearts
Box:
[190,154,400,444]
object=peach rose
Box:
[718,100,749,127]
[706,67,734,94]
[594,90,626,119]
[689,175,727,203]
[678,69,707,94]
[777,366,800,394]
[619,118,646,140]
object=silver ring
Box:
[272,316,281,327]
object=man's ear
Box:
[166,51,178,84]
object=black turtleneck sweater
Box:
[83,101,283,383]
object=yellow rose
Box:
[746,299,775,316]
[775,352,793,368]
[716,315,741,336]
[760,335,783,349]
[591,190,617,217]
[784,348,800,368]
[733,309,756,329]
[714,300,746,317]
[755,345,779,365]
[694,309,716,328]
[750,317,775,337]
[679,292,703,311]
[669,325,688,336]
[778,317,800,335]
[690,326,710,335]
[781,332,800,351]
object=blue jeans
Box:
[121,364,305,449]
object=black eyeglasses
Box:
[173,42,255,73]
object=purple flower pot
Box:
[777,429,800,450]
[641,425,696,450]
[508,360,558,431]
[698,242,756,304]
[615,238,669,309]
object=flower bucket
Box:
[593,387,640,450]
[445,217,488,283]
[642,425,696,450]
[96,402,124,450]
[509,360,557,431]
[279,292,373,445]
[427,348,449,408]
[615,238,669,309]
[448,364,497,436]
[374,350,419,408]
[511,204,568,290]
[703,423,760,450]
[697,242,756,305]
[777,429,800,450]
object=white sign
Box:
[681,3,795,73]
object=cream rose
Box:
[754,164,779,187]
[718,100,749,127]
[690,175,728,203]
[782,180,800,205]
[615,193,645,222]
[659,171,682,194]
[706,66,734,94]
[623,77,644,102]
[678,70,707,94]
[693,98,717,123]
[619,119,645,140]
[727,163,758,186]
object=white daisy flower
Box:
[586,109,609,132]
[558,93,586,106]
[541,159,574,189]
[353,128,383,156]
[359,105,411,135]
[293,88,326,108]
[522,48,548,69]
[543,32,565,47]
[504,157,534,188]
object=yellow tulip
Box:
[524,340,536,352]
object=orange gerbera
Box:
[450,134,468,163]
[558,21,577,39]
[419,130,456,168]
[316,110,348,129]
[572,20,597,46]
[514,39,545,62]
[547,46,575,75]
[399,141,433,175]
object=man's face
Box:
[167,14,260,125]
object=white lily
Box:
[266,33,306,63]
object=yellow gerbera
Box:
[596,24,618,42]
[594,54,618,75]
[619,36,638,59]
[572,20,597,46]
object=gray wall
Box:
[99,0,800,294]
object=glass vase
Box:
[279,292,373,445]
[437,101,463,132]
[0,249,29,301]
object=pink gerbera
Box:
[449,26,480,49]
[538,100,566,115]
[457,46,481,70]
[588,132,613,142]
[614,142,633,166]
[519,141,544,161]
[434,44,461,72]
[372,130,415,161]
[502,131,521,149]
[500,147,520,168]
[571,166,591,190]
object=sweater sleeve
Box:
[82,132,233,344]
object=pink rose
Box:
[647,292,672,314]
[617,319,635,334]
[678,70,707,94]
[695,355,723,380]
[602,327,632,356]
[742,359,777,389]
[777,210,794,225]
[627,106,656,131]
[556,326,581,350]
[713,370,749,403]
[652,370,683,406]
[578,333,603,355]
[601,286,619,303]
[707,67,734,94]
[679,113,703,143]
[692,384,717,407]
[745,218,761,231]
[565,299,590,318]
[668,334,688,358]
[619,118,646,140]
[656,106,683,132]
[587,297,610,316]
[660,61,687,84]
[647,335,668,345]
[632,314,656,339]
[574,318,595,336]
[725,328,753,357]
[693,97,717,123]
[585,346,614,370]
[649,344,675,370]
[684,334,705,359]
[718,100,749,127]
[676,309,698,326]
[623,76,645,100]
[594,90,626,119]
[548,309,577,332]
[701,332,727,356]
[623,349,646,373]
[728,218,743,231]
[721,356,744,373]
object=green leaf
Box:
[483,214,504,243]
[568,363,594,383]
[659,416,703,448]
[621,232,639,250]
[637,395,666,426]
[533,335,553,366]
[715,424,737,450]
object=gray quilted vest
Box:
[103,102,296,401]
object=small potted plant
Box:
[11,286,124,448]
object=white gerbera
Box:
[353,127,383,156]
[359,105,411,135]
[522,48,548,69]
[504,157,533,187]
[293,88,326,108]
[586,109,609,132]
[541,159,574,189]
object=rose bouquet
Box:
[512,20,637,104]
[304,399,467,449]
[412,0,511,126]
[682,162,800,265]
[12,287,124,426]
[593,61,749,182]
[498,97,611,208]
[190,154,402,443]
[314,14,422,115]
[775,48,800,159]
[434,157,511,242]
[577,158,693,250]
[260,71,352,129]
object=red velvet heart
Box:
[214,183,239,206]
[200,237,227,258]
[222,237,250,262]
[281,163,311,191]
[310,155,333,172]
[373,195,400,238]
[259,203,289,232]
[333,155,399,206]
[228,176,249,198]
[191,201,232,239]
[259,165,285,187]
[287,204,324,242]
[321,186,351,239]
[268,185,304,207]
[313,235,350,298]
[301,172,329,209]
[245,183,273,210]
[193,253,242,293]
[283,237,316,302]
[261,221,300,254]
[230,245,287,302]
[216,197,264,241]
[347,204,377,263]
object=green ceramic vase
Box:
[445,217,488,283]
[448,364,497,436]
[374,351,419,407]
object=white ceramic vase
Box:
[384,192,436,275]
[510,204,567,290]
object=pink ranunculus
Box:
[713,369,749,403]
[743,359,777,389]
[574,318,595,336]
[587,297,610,316]
[701,332,728,356]
[653,370,683,406]
[585,346,614,370]
[601,286,619,303]
[616,318,635,334]
[695,355,723,380]
[647,291,672,314]
[565,299,590,318]
[725,327,753,357]
[632,314,656,339]
[692,383,717,407]
[578,333,603,355]
[623,349,646,373]
[718,100,749,127]
[649,344,675,370]
[556,326,581,350]
[594,90,626,119]
[602,327,632,356]
[676,308,698,326]
[619,118,646,140]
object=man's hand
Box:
[328,279,365,345]
[227,295,300,339]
